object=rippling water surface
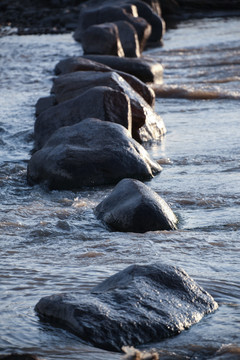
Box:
[0,16,240,360]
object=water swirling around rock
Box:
[0,16,240,360]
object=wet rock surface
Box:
[51,69,155,105]
[1,2,234,359]
[54,56,112,75]
[126,0,166,45]
[54,56,156,107]
[95,178,178,232]
[73,3,152,52]
[35,263,218,351]
[34,86,131,150]
[28,118,161,190]
[35,95,57,117]
[81,22,125,56]
[83,55,163,83]
[50,70,165,143]
[114,20,141,57]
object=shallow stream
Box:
[0,16,240,360]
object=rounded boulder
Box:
[27,118,161,190]
[95,178,178,232]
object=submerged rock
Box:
[95,178,178,232]
[28,118,161,190]
[35,263,218,351]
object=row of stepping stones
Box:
[26,0,218,356]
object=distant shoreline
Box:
[1,0,240,36]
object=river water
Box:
[0,16,239,360]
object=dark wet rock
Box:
[35,263,218,351]
[115,20,141,57]
[158,0,181,23]
[50,71,165,143]
[54,56,112,75]
[81,22,125,57]
[83,55,163,83]
[51,70,136,104]
[73,0,165,50]
[73,4,151,52]
[54,57,155,108]
[34,86,131,150]
[128,0,166,46]
[101,0,165,46]
[95,178,178,232]
[27,118,161,190]
[143,0,162,16]
[0,355,41,360]
[35,95,57,117]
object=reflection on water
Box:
[0,17,240,360]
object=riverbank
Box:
[0,0,83,35]
[1,0,240,36]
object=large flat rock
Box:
[35,263,218,351]
[51,70,166,143]
[83,55,164,83]
[34,86,131,150]
[54,56,156,107]
[28,118,161,190]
